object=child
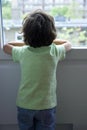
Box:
[3,10,71,130]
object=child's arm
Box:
[53,39,72,52]
[6,41,25,46]
[3,41,25,55]
[53,39,67,45]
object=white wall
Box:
[0,49,87,130]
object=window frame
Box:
[0,0,4,49]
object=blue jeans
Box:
[17,107,56,130]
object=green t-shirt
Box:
[12,43,66,110]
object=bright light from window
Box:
[1,0,87,47]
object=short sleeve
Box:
[56,45,66,60]
[12,47,23,62]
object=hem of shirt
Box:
[16,104,57,110]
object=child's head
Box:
[22,9,57,48]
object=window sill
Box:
[0,47,87,60]
[0,49,12,60]
[66,47,87,60]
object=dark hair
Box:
[22,10,57,48]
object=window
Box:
[0,0,87,48]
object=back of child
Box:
[3,9,71,130]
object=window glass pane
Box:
[1,0,87,47]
